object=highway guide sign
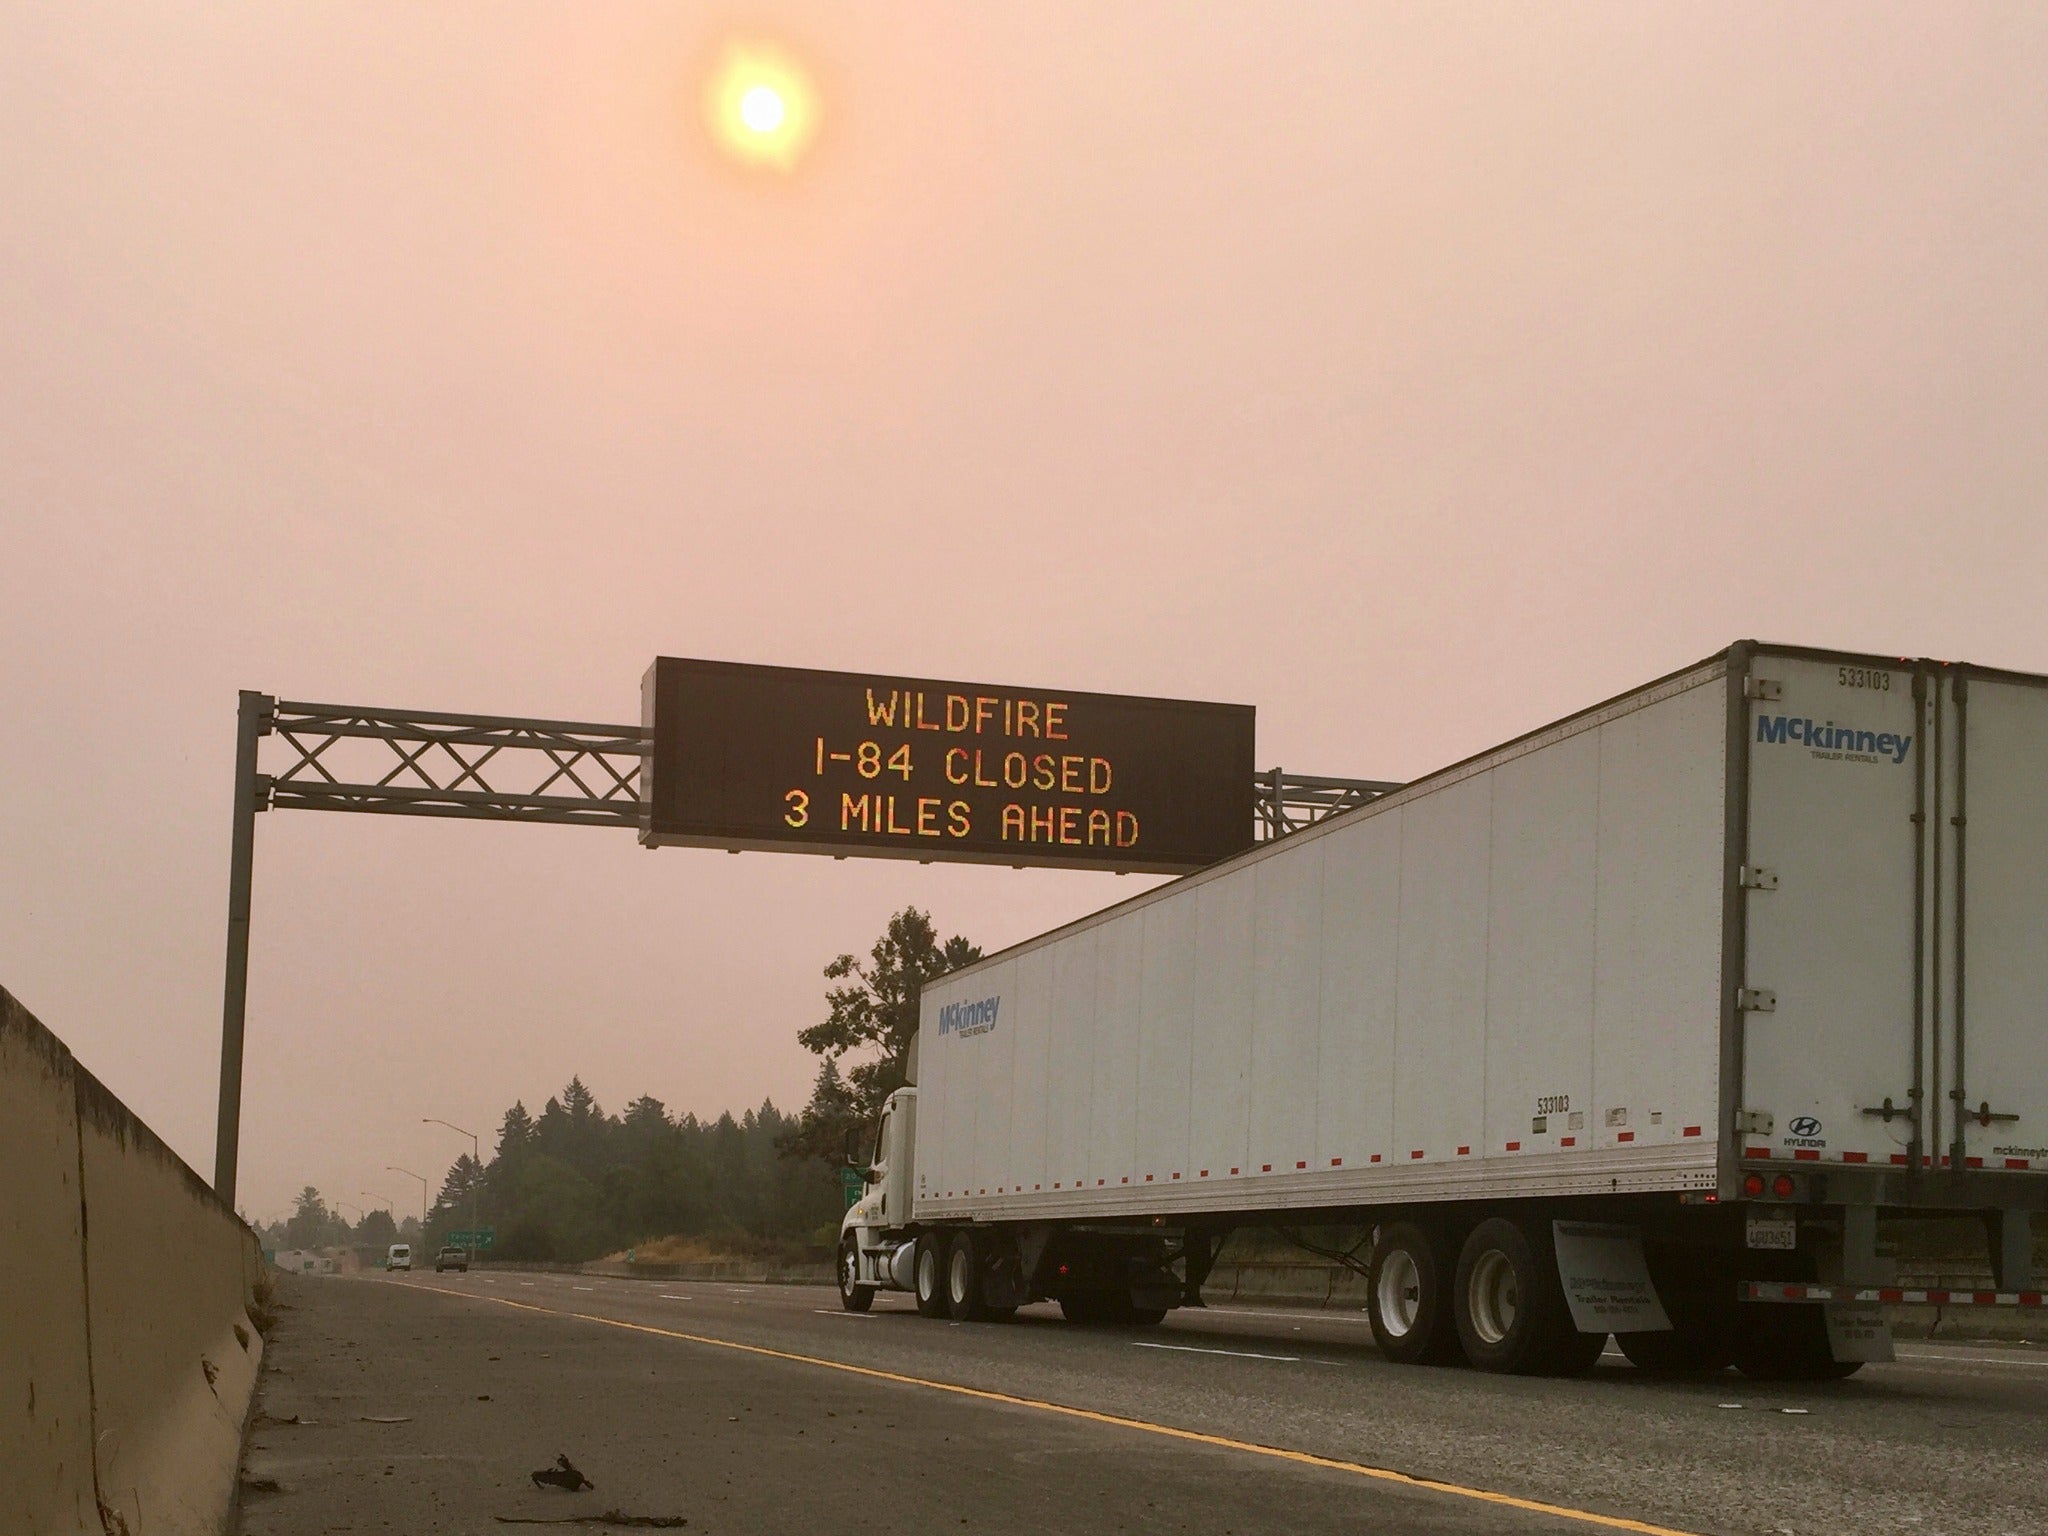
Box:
[448,1229,495,1248]
[640,658,1255,873]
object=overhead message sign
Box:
[640,658,1254,873]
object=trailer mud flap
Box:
[1824,1303,1895,1363]
[1551,1221,1671,1334]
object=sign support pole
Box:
[213,690,272,1206]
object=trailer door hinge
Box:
[1740,866,1779,891]
[1737,987,1777,1013]
[1745,677,1784,701]
[1735,1109,1774,1136]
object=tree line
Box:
[267,908,981,1265]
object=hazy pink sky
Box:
[4,4,2045,1221]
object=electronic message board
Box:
[640,658,1254,873]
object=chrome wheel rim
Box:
[1376,1249,1423,1337]
[841,1246,859,1295]
[1468,1249,1519,1345]
[917,1247,937,1302]
[949,1245,971,1306]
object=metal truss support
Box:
[1254,767,1400,841]
[211,691,1393,1200]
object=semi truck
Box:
[837,642,2047,1378]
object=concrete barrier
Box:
[1,991,98,1533]
[3,986,263,1535]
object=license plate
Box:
[1746,1212,1797,1250]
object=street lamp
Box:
[422,1118,481,1256]
[386,1166,429,1235]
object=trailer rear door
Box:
[1941,670,2048,1174]
[1739,652,1926,1167]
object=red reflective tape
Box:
[1744,1147,1771,1159]
[1120,1177,1129,1184]
[1842,1151,1868,1163]
[2006,1158,2031,1170]
[1052,1183,1060,1189]
[1974,1292,1997,1305]
[1456,1145,1471,1156]
[1616,1132,1634,1143]
[1878,1288,1904,1303]
[2020,1293,2043,1306]
[1409,1149,1424,1160]
[1926,1290,1951,1304]
[1097,1180,1105,1186]
[1505,1141,1521,1152]
[1794,1149,1821,1161]
[1295,1161,1307,1170]
[1144,1174,1153,1182]
[1198,1170,1208,1178]
[1329,1158,1342,1167]
[1891,1154,1911,1165]
[1034,1184,1041,1191]
[1369,1154,1381,1163]
[1560,1136,1576,1147]
[1261,1164,1272,1173]
[1966,1156,1985,1169]
[1230,1167,1240,1176]
[1682,1126,1702,1137]
[1171,1172,1180,1180]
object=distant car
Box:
[387,1243,412,1272]
[434,1245,470,1273]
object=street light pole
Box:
[422,1118,481,1255]
[386,1166,429,1236]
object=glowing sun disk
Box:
[707,44,816,171]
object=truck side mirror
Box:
[844,1123,864,1166]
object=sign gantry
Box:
[211,673,1396,1205]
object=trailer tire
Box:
[1453,1216,1605,1376]
[1618,1295,1735,1375]
[914,1232,950,1318]
[1732,1303,1862,1381]
[837,1236,875,1313]
[1367,1222,1459,1365]
[946,1229,989,1321]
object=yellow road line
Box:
[408,1281,1700,1536]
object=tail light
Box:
[1772,1173,1797,1200]
[1742,1172,1766,1198]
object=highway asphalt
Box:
[237,1269,2047,1536]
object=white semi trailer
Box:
[837,643,2047,1377]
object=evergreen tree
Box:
[785,907,980,1160]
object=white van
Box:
[387,1243,412,1272]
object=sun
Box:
[706,43,817,172]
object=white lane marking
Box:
[1886,1349,2048,1371]
[1133,1342,1299,1363]
[572,1286,596,1292]
[659,1294,690,1301]
[519,1282,536,1288]
[815,1309,875,1320]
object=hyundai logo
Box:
[1788,1115,1823,1138]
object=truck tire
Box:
[837,1236,875,1313]
[1618,1295,1735,1375]
[1367,1222,1460,1365]
[1732,1303,1862,1381]
[946,1229,989,1321]
[1453,1216,1606,1376]
[914,1232,950,1318]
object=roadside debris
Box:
[360,1414,412,1424]
[531,1453,595,1492]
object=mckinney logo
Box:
[937,995,1001,1039]
[1757,715,1912,764]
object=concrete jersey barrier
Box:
[2,986,264,1535]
